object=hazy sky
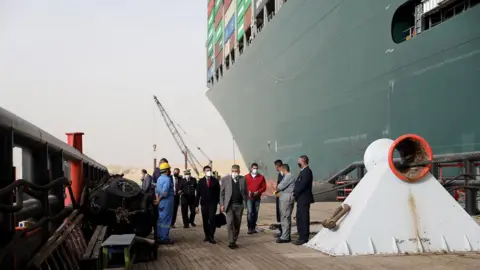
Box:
[0,0,242,167]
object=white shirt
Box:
[173,177,178,193]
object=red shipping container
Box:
[216,50,223,65]
[208,0,214,16]
[207,56,212,68]
[226,34,235,54]
[215,4,223,28]
[224,0,232,10]
[244,6,253,29]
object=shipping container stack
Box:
[237,0,253,53]
[207,0,287,86]
[223,0,235,69]
[214,0,224,80]
[207,0,215,85]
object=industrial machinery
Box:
[84,174,154,238]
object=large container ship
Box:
[205,0,480,181]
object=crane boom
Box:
[197,147,213,167]
[153,95,201,176]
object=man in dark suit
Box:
[274,160,284,238]
[179,169,197,228]
[171,168,182,228]
[292,155,314,245]
[196,165,220,244]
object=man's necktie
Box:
[207,178,211,187]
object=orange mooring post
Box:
[65,132,84,206]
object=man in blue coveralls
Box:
[154,162,174,245]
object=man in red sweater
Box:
[245,163,267,234]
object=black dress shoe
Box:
[228,243,238,249]
[183,225,189,228]
[293,240,307,246]
[204,237,209,242]
[276,238,291,243]
[209,239,216,244]
[247,230,253,235]
[158,239,174,245]
[190,222,196,227]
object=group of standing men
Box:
[140,155,314,248]
[141,158,220,245]
[274,155,314,245]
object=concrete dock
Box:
[133,202,480,270]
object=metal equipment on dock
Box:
[307,134,480,256]
[325,145,480,216]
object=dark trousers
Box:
[181,195,196,226]
[152,204,159,239]
[171,195,180,226]
[201,204,217,240]
[296,202,311,241]
[247,199,261,230]
[276,197,282,234]
[276,197,281,223]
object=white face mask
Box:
[231,172,238,178]
[205,171,212,177]
[251,169,258,175]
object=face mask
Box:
[298,163,302,168]
[174,173,179,177]
[205,171,212,177]
[231,172,238,178]
[251,169,258,175]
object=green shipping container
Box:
[207,26,214,42]
[208,13,214,28]
[215,20,224,44]
[237,0,251,21]
[237,16,244,41]
[207,40,214,56]
[214,0,222,16]
[237,0,244,8]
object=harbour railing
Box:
[323,152,480,216]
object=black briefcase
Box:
[215,213,227,228]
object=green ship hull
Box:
[206,0,480,180]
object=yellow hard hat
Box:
[159,163,171,171]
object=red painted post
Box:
[65,132,84,206]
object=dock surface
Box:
[134,202,480,270]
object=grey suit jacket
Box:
[277,173,296,202]
[220,175,248,210]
